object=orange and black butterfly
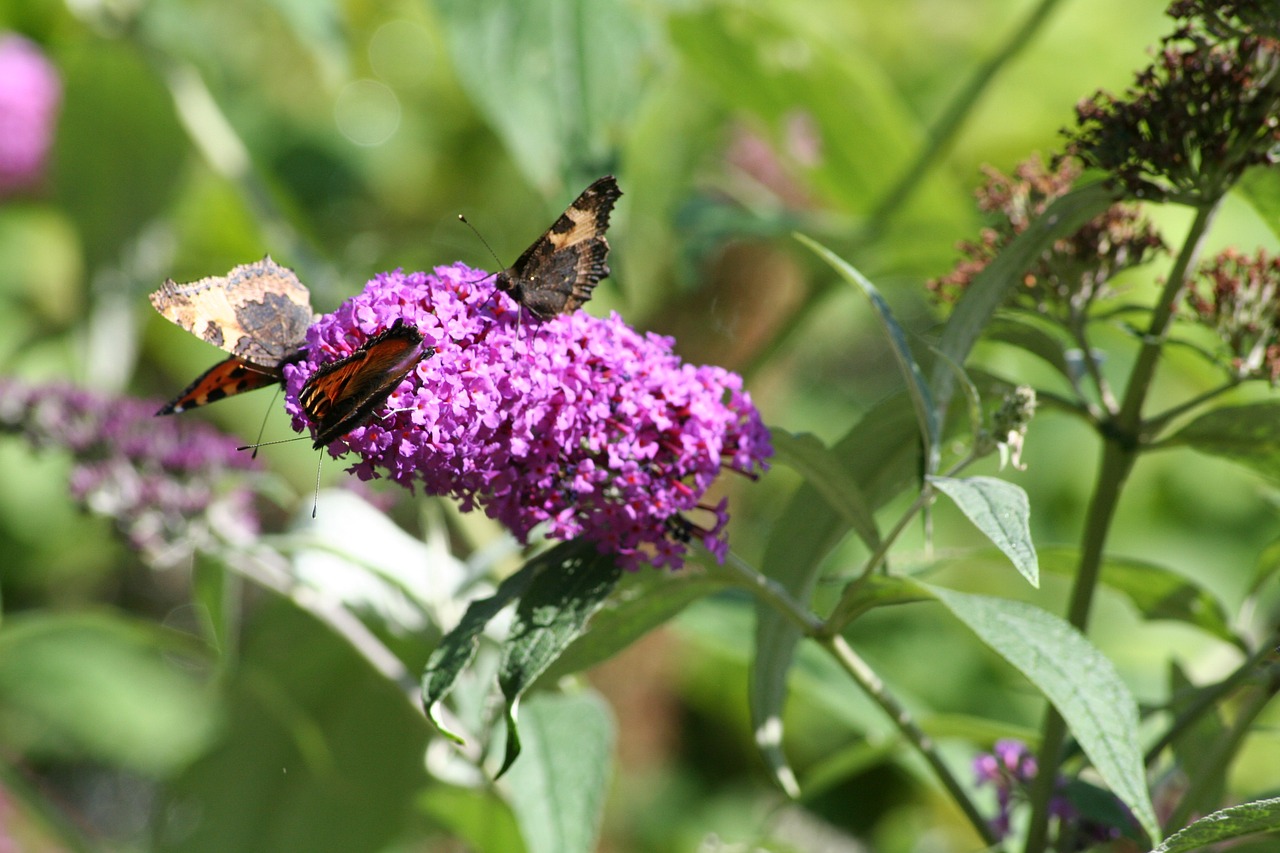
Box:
[149,256,315,415]
[494,175,622,319]
[299,319,434,449]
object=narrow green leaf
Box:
[929,475,1038,587]
[1151,797,1280,853]
[497,543,622,775]
[750,393,923,795]
[1038,547,1238,647]
[918,583,1159,843]
[1168,662,1228,817]
[422,561,539,742]
[985,316,1075,381]
[1163,401,1280,483]
[929,347,985,446]
[503,691,614,853]
[797,233,940,473]
[772,429,880,550]
[930,182,1118,414]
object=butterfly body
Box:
[299,319,433,449]
[494,175,621,319]
[150,256,315,414]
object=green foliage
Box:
[929,475,1038,587]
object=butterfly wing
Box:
[156,357,282,415]
[300,321,431,449]
[149,256,314,366]
[496,175,622,318]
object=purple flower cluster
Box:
[973,739,1125,846]
[0,378,261,568]
[0,34,60,196]
[282,263,772,570]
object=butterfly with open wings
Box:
[149,256,315,415]
[493,175,622,319]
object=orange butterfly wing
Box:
[151,256,315,414]
[156,357,282,416]
[299,320,432,448]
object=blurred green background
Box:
[3,0,1278,851]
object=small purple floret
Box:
[283,264,772,569]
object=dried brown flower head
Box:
[1185,247,1280,382]
[928,157,1165,322]
[1067,15,1280,203]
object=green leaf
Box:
[1167,662,1228,816]
[422,560,539,742]
[538,569,729,684]
[156,595,430,853]
[750,393,924,795]
[985,316,1075,382]
[502,691,614,853]
[1163,402,1280,483]
[666,4,970,235]
[54,41,186,269]
[1151,797,1280,853]
[417,785,525,853]
[772,429,880,550]
[1038,547,1238,647]
[929,475,1038,587]
[497,543,622,775]
[929,182,1118,414]
[919,583,1160,843]
[798,233,940,473]
[0,612,217,776]
[434,0,645,189]
[1240,165,1280,244]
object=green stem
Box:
[718,550,996,846]
[824,486,932,632]
[819,634,999,847]
[1022,199,1222,853]
[719,550,825,635]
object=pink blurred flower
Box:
[0,33,60,196]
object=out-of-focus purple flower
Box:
[0,377,261,568]
[972,739,1128,847]
[282,263,772,570]
[0,34,60,196]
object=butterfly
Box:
[299,319,434,449]
[149,256,315,415]
[493,175,622,319]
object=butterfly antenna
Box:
[311,452,323,518]
[456,214,509,312]
[457,214,504,274]
[249,386,283,459]
[236,434,310,453]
